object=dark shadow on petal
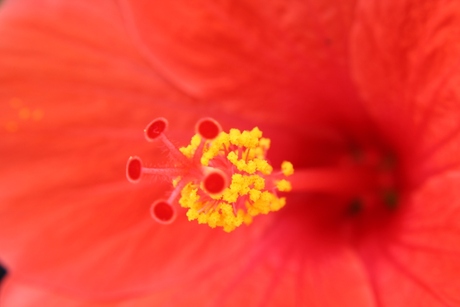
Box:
[0,264,7,283]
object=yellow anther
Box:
[186,209,199,220]
[227,151,238,163]
[254,159,273,175]
[231,174,250,196]
[177,125,293,232]
[259,138,270,150]
[260,191,274,202]
[229,129,241,145]
[201,132,230,165]
[239,130,252,147]
[208,212,220,228]
[252,176,265,190]
[222,189,238,203]
[249,189,262,202]
[172,176,182,187]
[276,179,292,192]
[218,132,230,148]
[198,213,208,224]
[236,160,247,172]
[250,127,263,139]
[245,161,257,174]
[243,213,253,225]
[281,161,294,176]
[220,204,233,215]
[272,197,286,211]
[180,134,201,158]
[247,205,260,216]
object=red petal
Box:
[0,0,358,301]
[351,0,460,181]
[0,276,172,306]
[0,0,385,304]
[0,276,91,307]
[0,0,205,299]
[352,4,460,303]
[357,173,460,306]
[117,0,360,127]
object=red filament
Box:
[196,117,221,140]
[126,156,142,183]
[145,118,168,141]
[151,200,175,224]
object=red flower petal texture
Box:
[1,0,460,306]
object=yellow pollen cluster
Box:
[177,127,293,232]
[179,134,201,158]
[281,161,294,176]
[276,179,292,192]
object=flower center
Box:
[281,135,404,242]
[126,117,293,232]
[127,118,401,233]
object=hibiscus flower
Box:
[1,0,460,306]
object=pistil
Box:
[126,117,294,232]
[289,168,370,196]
